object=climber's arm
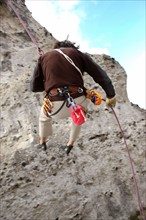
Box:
[30,60,44,92]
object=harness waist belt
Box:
[49,86,83,96]
[48,86,85,101]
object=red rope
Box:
[7,0,44,56]
[109,105,146,220]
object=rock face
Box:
[0,1,146,220]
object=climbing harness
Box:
[6,0,44,57]
[43,86,86,125]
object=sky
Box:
[25,0,145,109]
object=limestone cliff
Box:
[0,1,146,220]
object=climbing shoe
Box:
[37,142,47,151]
[42,142,47,151]
[61,145,73,155]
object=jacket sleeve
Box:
[30,59,44,92]
[83,53,115,98]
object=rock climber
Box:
[30,40,116,155]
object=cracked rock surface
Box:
[0,1,146,220]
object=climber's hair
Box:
[53,40,80,49]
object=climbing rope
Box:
[109,104,146,220]
[6,0,44,56]
[6,0,44,136]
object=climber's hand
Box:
[106,96,116,108]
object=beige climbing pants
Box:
[39,95,88,142]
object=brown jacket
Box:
[30,48,115,98]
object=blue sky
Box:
[25,0,145,109]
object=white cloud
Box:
[25,0,108,54]
[80,43,109,55]
[54,0,79,11]
[126,51,145,108]
[25,1,81,40]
